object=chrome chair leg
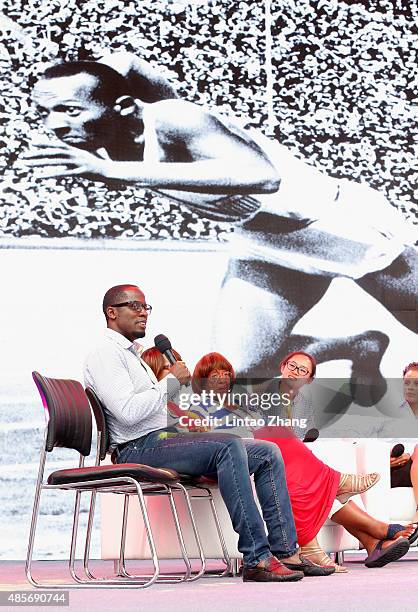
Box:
[119,484,207,583]
[174,483,207,581]
[118,494,130,576]
[69,490,85,583]
[334,551,345,566]
[207,493,232,576]
[231,559,241,576]
[82,490,98,580]
[74,483,160,587]
[188,488,232,577]
[166,489,192,580]
[25,439,48,588]
[119,487,191,583]
[114,559,121,576]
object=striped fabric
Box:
[84,328,180,449]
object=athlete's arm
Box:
[106,99,280,194]
[99,51,179,102]
[21,100,280,194]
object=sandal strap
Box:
[301,546,347,572]
[338,472,378,494]
[301,546,334,566]
[386,523,405,540]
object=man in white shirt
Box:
[84,287,187,447]
[84,283,336,582]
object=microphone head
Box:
[303,428,319,443]
[154,334,172,354]
[391,443,405,458]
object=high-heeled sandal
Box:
[300,544,348,573]
[336,472,380,504]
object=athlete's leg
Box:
[282,331,389,369]
[331,501,414,559]
[356,246,418,334]
[212,258,332,377]
[283,331,390,406]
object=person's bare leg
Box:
[411,444,418,522]
[213,258,332,377]
[282,331,389,367]
[356,246,418,334]
[335,524,410,563]
[283,330,389,406]
[331,501,415,542]
[344,526,382,555]
[214,258,391,405]
[301,502,415,572]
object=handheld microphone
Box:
[154,334,177,365]
[303,428,319,443]
[391,443,405,458]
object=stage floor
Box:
[1,553,418,612]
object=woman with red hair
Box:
[142,346,185,420]
[189,351,417,571]
[142,346,182,382]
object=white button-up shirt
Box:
[84,328,180,448]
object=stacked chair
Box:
[28,370,366,585]
[26,372,230,588]
[85,387,231,579]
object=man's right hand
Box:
[169,361,191,386]
[20,142,111,179]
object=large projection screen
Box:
[0,1,416,559]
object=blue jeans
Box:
[116,429,298,567]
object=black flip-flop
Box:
[364,537,410,568]
[386,523,404,539]
[408,524,418,545]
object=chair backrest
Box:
[32,371,92,456]
[85,387,110,461]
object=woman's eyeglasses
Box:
[285,361,310,377]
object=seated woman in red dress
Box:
[142,347,416,571]
[186,351,417,571]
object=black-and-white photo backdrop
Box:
[0,0,416,559]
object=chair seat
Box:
[47,463,180,486]
[180,475,218,487]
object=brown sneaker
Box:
[243,556,304,582]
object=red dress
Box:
[254,427,340,546]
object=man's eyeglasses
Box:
[286,361,310,377]
[110,301,152,313]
